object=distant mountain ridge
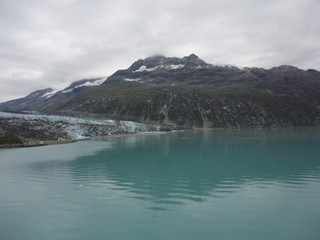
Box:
[1,54,320,128]
[105,54,244,85]
[0,77,106,113]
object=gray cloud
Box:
[0,0,319,102]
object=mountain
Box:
[0,77,106,113]
[105,54,245,85]
[1,54,320,128]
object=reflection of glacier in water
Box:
[0,140,113,163]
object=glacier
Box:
[0,111,164,141]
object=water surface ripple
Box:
[0,128,320,240]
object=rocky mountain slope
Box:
[1,54,320,128]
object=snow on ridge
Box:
[62,78,106,93]
[212,63,244,70]
[134,65,159,72]
[46,78,106,96]
[165,64,184,69]
[42,90,58,99]
[124,78,141,82]
[77,78,106,87]
[133,64,185,72]
[61,89,73,94]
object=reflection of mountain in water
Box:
[30,129,320,208]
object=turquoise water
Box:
[0,128,320,240]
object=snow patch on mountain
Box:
[61,89,73,94]
[134,65,159,72]
[42,90,58,99]
[133,64,185,72]
[164,64,185,70]
[212,63,244,70]
[61,78,106,94]
[124,78,141,82]
[76,78,106,87]
[40,78,106,97]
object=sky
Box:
[0,0,319,102]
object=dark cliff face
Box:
[1,54,320,128]
[59,85,319,128]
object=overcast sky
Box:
[0,0,319,102]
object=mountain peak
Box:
[186,53,199,59]
[270,65,300,73]
[126,54,210,74]
[144,54,166,60]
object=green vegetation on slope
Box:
[0,133,23,145]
